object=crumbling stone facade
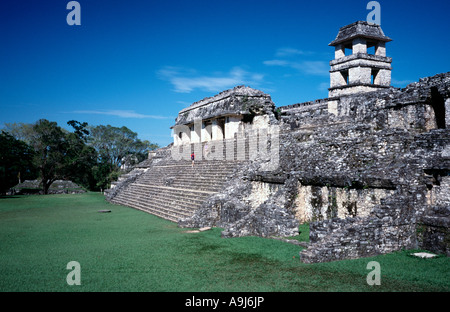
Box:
[108,21,449,263]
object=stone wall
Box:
[300,195,419,263]
[427,175,450,206]
[280,72,450,134]
[255,72,448,262]
[178,131,299,238]
[293,183,395,223]
[246,181,282,209]
[290,73,450,262]
[417,206,450,256]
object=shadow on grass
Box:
[0,195,21,199]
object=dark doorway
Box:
[430,87,446,129]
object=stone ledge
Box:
[330,53,392,66]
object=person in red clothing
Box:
[191,152,195,167]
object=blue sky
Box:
[1,0,449,147]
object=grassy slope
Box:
[0,193,448,292]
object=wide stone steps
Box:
[111,185,211,222]
[133,163,235,192]
[137,175,227,188]
[110,160,243,222]
[126,184,211,207]
[112,196,189,222]
[135,177,228,192]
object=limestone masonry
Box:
[106,21,449,263]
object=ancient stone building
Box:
[171,86,276,146]
[106,21,449,263]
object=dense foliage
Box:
[0,131,36,194]
[0,120,159,194]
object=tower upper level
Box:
[328,21,392,97]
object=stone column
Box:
[375,68,391,86]
[327,100,339,116]
[211,119,224,141]
[352,38,367,54]
[181,130,190,144]
[173,131,180,146]
[375,41,386,56]
[330,71,347,88]
[349,67,371,85]
[173,125,190,146]
[171,124,191,160]
[190,120,201,144]
[201,121,212,142]
[225,116,242,139]
[335,44,345,59]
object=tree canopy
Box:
[0,120,159,194]
[0,131,36,194]
[88,124,158,168]
[30,119,71,194]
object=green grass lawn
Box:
[0,192,448,292]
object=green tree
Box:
[87,125,159,189]
[30,119,68,194]
[67,120,90,142]
[0,131,36,194]
[3,119,158,193]
[88,125,154,167]
[2,122,35,144]
[65,121,98,190]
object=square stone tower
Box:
[328,21,392,97]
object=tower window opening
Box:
[340,70,349,85]
[344,44,352,56]
[371,69,379,85]
[367,42,376,55]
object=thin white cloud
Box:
[263,60,290,66]
[158,66,265,93]
[275,47,313,57]
[264,59,329,76]
[72,110,171,119]
[264,47,329,77]
[300,61,329,76]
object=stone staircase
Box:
[110,160,243,222]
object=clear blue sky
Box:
[1,0,449,147]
